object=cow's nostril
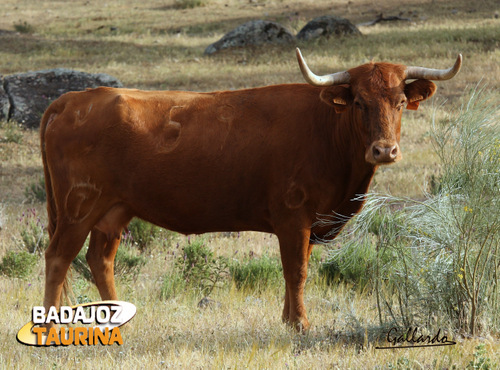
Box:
[390,146,398,158]
[373,147,381,158]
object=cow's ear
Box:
[320,85,353,113]
[405,79,437,110]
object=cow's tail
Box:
[40,106,57,247]
[40,104,75,306]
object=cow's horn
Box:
[296,48,350,86]
[405,54,462,81]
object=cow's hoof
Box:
[283,317,310,333]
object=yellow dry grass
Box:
[1,232,499,368]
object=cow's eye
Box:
[397,100,406,111]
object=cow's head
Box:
[296,48,462,165]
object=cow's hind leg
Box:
[43,223,92,314]
[86,228,121,301]
[277,227,312,332]
[86,204,133,301]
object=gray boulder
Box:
[205,20,295,55]
[3,68,122,128]
[297,15,361,41]
[0,76,9,121]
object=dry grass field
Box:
[0,0,499,368]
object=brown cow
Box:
[40,48,461,331]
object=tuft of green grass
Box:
[229,255,282,291]
[160,271,186,300]
[0,121,23,144]
[0,250,38,278]
[13,21,34,34]
[18,208,48,254]
[174,0,207,9]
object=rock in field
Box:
[3,69,122,128]
[205,20,295,55]
[0,76,9,121]
[297,15,361,41]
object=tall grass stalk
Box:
[325,86,499,336]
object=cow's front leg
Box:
[277,227,312,332]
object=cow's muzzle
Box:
[366,141,401,164]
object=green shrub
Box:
[0,251,38,278]
[113,245,146,279]
[126,218,161,251]
[13,21,34,34]
[175,240,229,296]
[467,343,493,370]
[229,255,282,291]
[24,175,46,203]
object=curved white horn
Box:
[296,48,350,86]
[405,54,462,81]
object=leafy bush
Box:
[467,343,494,370]
[125,218,161,251]
[229,255,282,291]
[174,240,229,296]
[0,251,38,278]
[113,245,146,279]
[326,87,499,336]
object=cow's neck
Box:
[310,106,377,241]
[329,106,376,187]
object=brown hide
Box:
[43,85,377,237]
[40,62,439,332]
